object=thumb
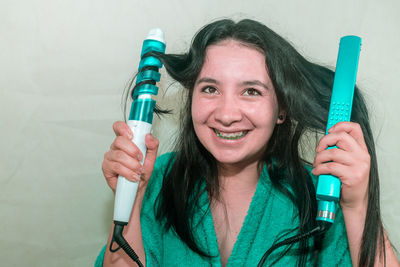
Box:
[142,134,159,181]
[113,121,133,139]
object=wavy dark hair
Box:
[145,19,384,266]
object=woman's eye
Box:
[243,88,261,96]
[202,86,218,94]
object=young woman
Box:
[97,19,399,266]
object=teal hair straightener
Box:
[258,35,362,266]
[316,35,362,225]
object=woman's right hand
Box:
[102,121,159,193]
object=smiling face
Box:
[191,39,285,169]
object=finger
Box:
[142,134,159,181]
[313,148,353,167]
[311,161,351,180]
[329,122,367,150]
[316,131,360,153]
[103,158,142,183]
[110,135,144,160]
[113,121,133,139]
[312,161,369,188]
[105,150,144,174]
[107,179,117,194]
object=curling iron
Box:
[109,29,166,266]
[258,35,362,266]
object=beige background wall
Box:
[1,0,399,265]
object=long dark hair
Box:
[147,19,384,266]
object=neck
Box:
[217,160,261,194]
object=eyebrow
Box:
[196,77,271,91]
[241,80,270,90]
[195,77,219,86]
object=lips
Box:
[213,129,249,140]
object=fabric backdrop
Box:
[1,0,399,265]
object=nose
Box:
[214,94,242,126]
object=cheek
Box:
[246,101,279,126]
[191,96,216,147]
[191,94,212,124]
[191,99,202,125]
[191,106,210,149]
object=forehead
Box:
[211,39,265,54]
[199,39,270,81]
[204,39,265,60]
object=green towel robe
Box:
[96,153,352,266]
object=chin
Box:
[212,152,254,166]
[209,144,267,167]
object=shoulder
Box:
[318,208,352,265]
[142,152,176,204]
[152,152,176,176]
[264,162,317,204]
[140,152,177,265]
[301,165,352,264]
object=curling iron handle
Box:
[113,120,152,223]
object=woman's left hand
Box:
[312,121,370,210]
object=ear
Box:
[276,111,286,124]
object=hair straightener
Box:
[258,35,362,266]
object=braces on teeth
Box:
[214,129,248,140]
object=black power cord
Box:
[257,221,331,267]
[109,221,144,267]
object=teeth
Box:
[214,129,248,140]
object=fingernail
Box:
[132,174,139,182]
[139,167,145,174]
[137,154,142,161]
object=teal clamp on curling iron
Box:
[109,29,166,266]
[316,35,361,227]
[257,35,362,267]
